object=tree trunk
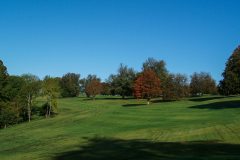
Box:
[27,94,31,122]
[49,98,52,117]
[45,106,49,118]
[45,109,48,118]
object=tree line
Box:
[1,45,239,128]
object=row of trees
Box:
[0,61,62,128]
[78,58,217,104]
[3,44,240,128]
[0,56,218,128]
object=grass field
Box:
[1,95,240,160]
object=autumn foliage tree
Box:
[85,78,102,100]
[81,75,101,97]
[134,70,162,104]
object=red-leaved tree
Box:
[134,69,162,104]
[85,79,102,100]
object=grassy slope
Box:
[1,96,240,160]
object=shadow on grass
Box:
[190,100,240,109]
[53,137,240,160]
[83,97,134,101]
[122,99,175,107]
[189,96,226,102]
[122,104,147,107]
[151,99,176,103]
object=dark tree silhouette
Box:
[219,45,240,95]
[61,73,80,97]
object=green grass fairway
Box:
[1,95,240,160]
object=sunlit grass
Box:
[1,95,240,159]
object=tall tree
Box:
[143,58,168,98]
[0,61,25,128]
[110,64,136,99]
[106,74,118,96]
[134,69,162,104]
[61,73,80,97]
[42,76,60,118]
[80,75,100,97]
[0,60,8,101]
[190,72,217,96]
[163,73,189,100]
[85,78,102,100]
[219,46,240,95]
[101,82,111,95]
[20,74,40,122]
[0,102,20,128]
[143,58,168,81]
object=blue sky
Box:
[0,0,239,82]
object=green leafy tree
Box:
[4,76,25,101]
[110,64,136,99]
[143,58,168,81]
[0,61,23,128]
[61,73,80,97]
[0,102,20,128]
[0,60,8,101]
[42,76,61,118]
[106,74,118,96]
[20,74,41,122]
[219,46,240,95]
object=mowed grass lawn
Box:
[1,95,240,160]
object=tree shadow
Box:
[122,104,147,107]
[151,99,176,103]
[83,97,134,101]
[53,137,240,160]
[190,100,240,109]
[189,96,226,102]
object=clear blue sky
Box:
[0,0,239,82]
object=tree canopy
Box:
[109,64,136,99]
[42,76,61,118]
[219,46,240,95]
[163,73,189,100]
[85,78,102,100]
[134,69,162,104]
[190,72,217,96]
[61,73,80,97]
[0,60,8,101]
